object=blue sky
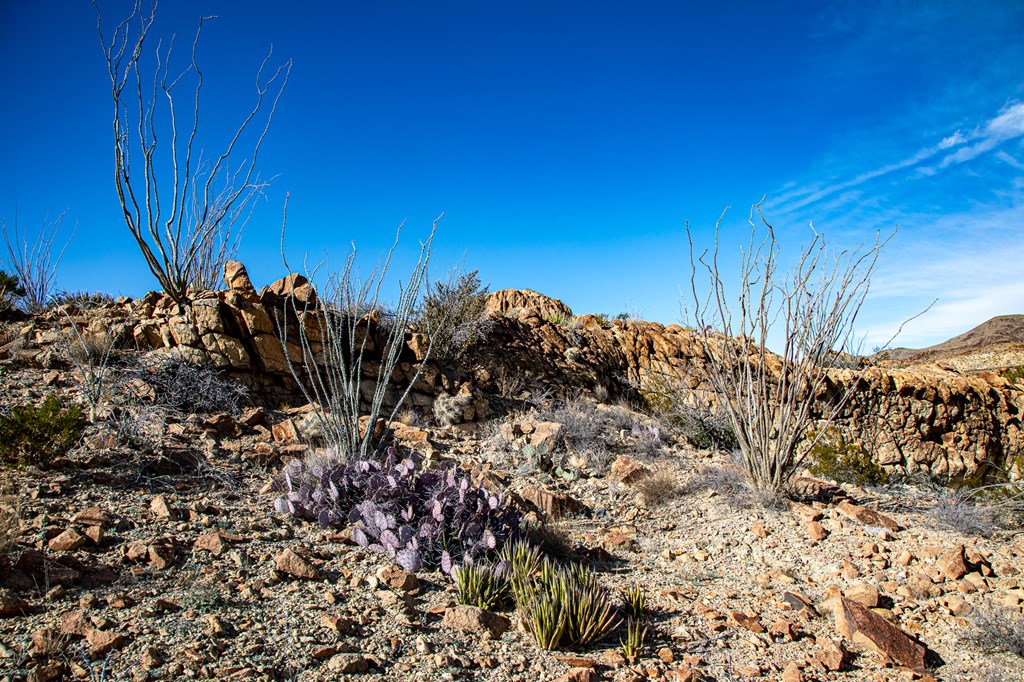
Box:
[1,1,1022,348]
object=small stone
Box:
[141,647,164,669]
[730,611,765,633]
[377,564,419,592]
[32,628,61,656]
[84,525,104,545]
[805,521,828,542]
[148,542,175,569]
[845,583,880,608]
[194,531,229,556]
[327,653,371,674]
[751,519,768,539]
[610,455,650,484]
[657,646,675,663]
[815,636,847,671]
[72,506,111,527]
[554,669,599,682]
[781,662,803,682]
[443,605,510,640]
[86,629,126,656]
[274,548,321,580]
[939,545,969,581]
[150,495,175,520]
[49,528,86,552]
[0,589,30,617]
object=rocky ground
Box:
[1,326,1023,682]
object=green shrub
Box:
[420,268,491,365]
[0,270,24,315]
[0,395,84,466]
[1001,366,1024,385]
[806,426,888,486]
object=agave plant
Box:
[452,559,511,610]
[516,558,620,650]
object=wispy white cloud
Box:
[935,102,1024,168]
[768,102,1024,220]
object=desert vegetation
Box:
[1,4,1023,682]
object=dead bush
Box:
[964,600,1024,658]
[633,461,680,507]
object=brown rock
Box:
[554,669,600,682]
[148,541,176,569]
[274,548,321,580]
[805,520,828,542]
[657,647,675,663]
[327,653,371,674]
[815,636,848,671]
[84,525,104,545]
[667,665,701,682]
[833,596,927,670]
[48,528,86,552]
[272,418,300,444]
[836,500,900,531]
[125,541,149,562]
[57,609,90,636]
[72,506,111,527]
[730,611,765,633]
[939,545,969,581]
[0,589,30,617]
[781,591,818,616]
[150,495,175,520]
[194,530,230,556]
[781,662,803,682]
[521,487,580,519]
[141,647,164,669]
[610,455,650,484]
[443,605,510,640]
[376,564,419,592]
[32,628,61,656]
[86,628,126,656]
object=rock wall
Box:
[32,267,1022,483]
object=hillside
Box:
[0,271,1022,681]
[888,315,1024,372]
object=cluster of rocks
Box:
[5,266,1021,484]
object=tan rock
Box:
[327,653,371,674]
[815,636,848,671]
[553,669,600,682]
[805,520,828,541]
[86,628,126,656]
[442,605,510,640]
[272,418,300,444]
[223,261,258,300]
[194,531,230,556]
[376,564,419,592]
[939,545,969,581]
[274,548,321,580]
[845,583,880,608]
[610,455,650,484]
[781,661,803,682]
[521,487,580,519]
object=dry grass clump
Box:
[928,488,999,537]
[0,488,22,576]
[964,600,1024,658]
[633,461,680,507]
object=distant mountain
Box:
[885,314,1024,371]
